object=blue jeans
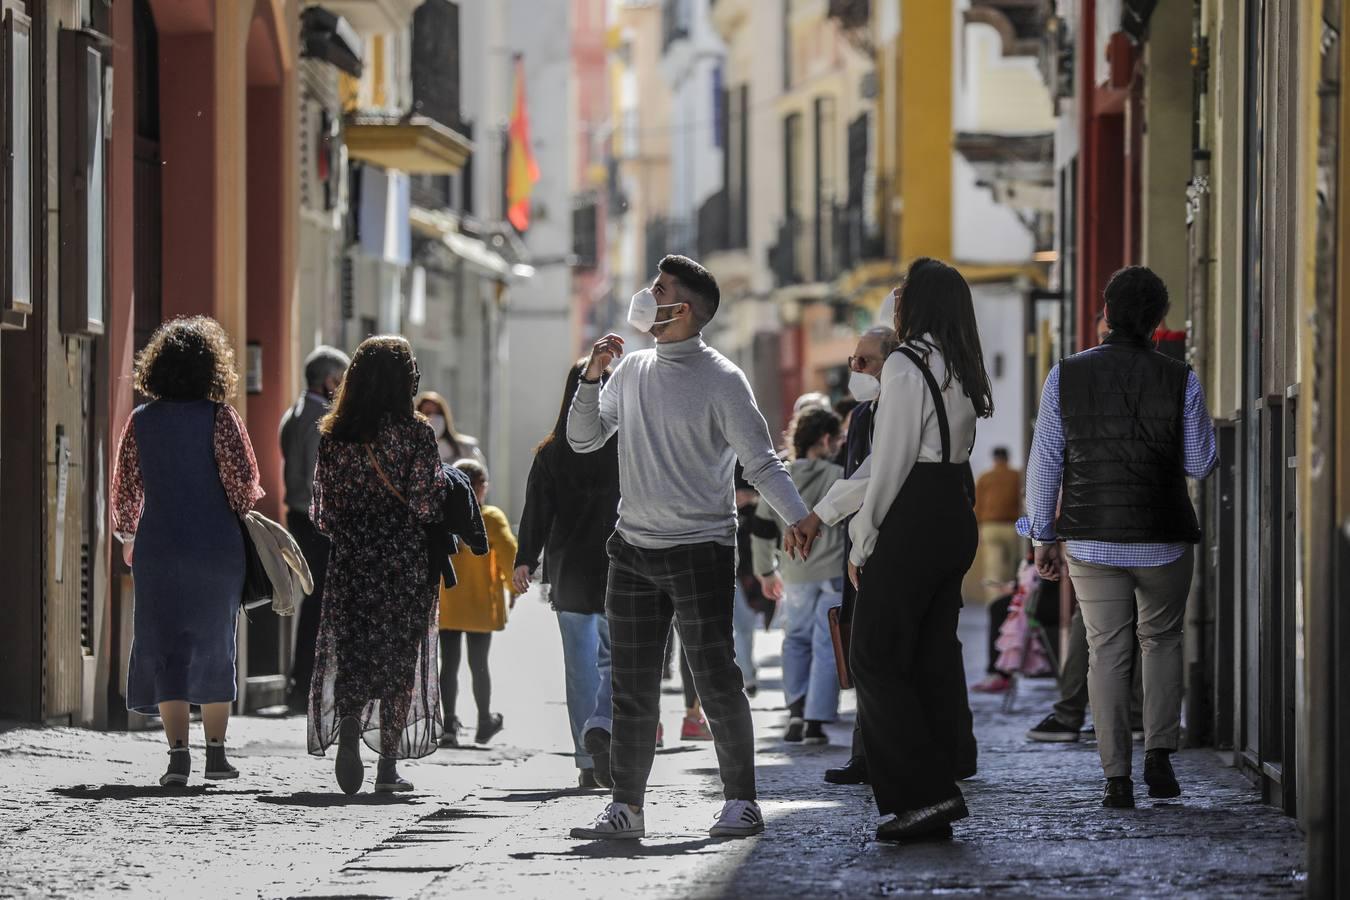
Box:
[782,577,844,722]
[556,610,612,769]
[732,583,758,688]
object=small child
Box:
[438,459,518,748]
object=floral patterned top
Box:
[111,402,263,541]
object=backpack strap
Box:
[893,346,952,464]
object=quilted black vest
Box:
[1055,335,1201,543]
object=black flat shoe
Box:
[1103,776,1135,809]
[1144,749,1182,799]
[584,727,613,789]
[335,717,365,795]
[824,757,869,785]
[876,795,968,840]
[475,713,504,745]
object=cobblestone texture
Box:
[0,596,1306,899]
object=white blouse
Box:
[814,339,977,567]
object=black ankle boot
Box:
[1103,776,1135,808]
[204,739,238,780]
[1144,749,1182,798]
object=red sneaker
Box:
[971,674,1011,694]
[681,714,714,742]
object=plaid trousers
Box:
[605,533,755,807]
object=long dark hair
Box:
[892,257,994,418]
[320,335,421,442]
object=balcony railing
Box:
[696,189,748,258]
[769,204,886,287]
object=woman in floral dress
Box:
[110,316,263,787]
[308,335,451,794]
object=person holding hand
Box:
[567,255,814,841]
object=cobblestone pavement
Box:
[0,594,1306,899]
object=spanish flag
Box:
[506,56,540,232]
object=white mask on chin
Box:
[848,371,881,402]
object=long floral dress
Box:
[307,414,450,759]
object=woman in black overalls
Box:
[847,258,993,841]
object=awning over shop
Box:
[410,207,513,278]
[346,115,473,175]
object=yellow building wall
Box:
[897,0,952,264]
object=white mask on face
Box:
[627,288,684,335]
[848,371,881,402]
[426,414,447,437]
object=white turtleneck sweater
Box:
[567,334,809,550]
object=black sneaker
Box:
[824,757,869,785]
[784,717,805,743]
[160,746,191,787]
[1144,749,1182,799]
[803,721,829,745]
[578,768,601,789]
[204,740,238,780]
[1027,714,1081,743]
[1103,776,1135,809]
[475,713,504,745]
[584,727,613,789]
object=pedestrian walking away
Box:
[280,345,351,714]
[111,316,265,787]
[1020,266,1217,809]
[799,258,992,842]
[417,390,487,467]
[566,255,813,841]
[306,336,456,795]
[514,359,622,789]
[752,406,847,746]
[439,460,516,749]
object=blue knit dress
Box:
[115,400,261,714]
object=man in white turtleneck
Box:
[566,254,812,841]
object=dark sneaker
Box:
[783,717,805,743]
[745,684,759,698]
[374,759,413,793]
[578,768,601,789]
[1103,776,1135,808]
[1027,714,1081,743]
[160,747,191,787]
[584,727,613,789]
[438,730,460,748]
[875,794,969,840]
[335,717,365,795]
[1144,749,1182,799]
[824,757,869,785]
[475,713,504,745]
[204,740,238,780]
[803,721,829,745]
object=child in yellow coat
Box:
[439,460,518,747]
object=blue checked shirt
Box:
[1017,358,1218,567]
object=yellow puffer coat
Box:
[439,505,517,633]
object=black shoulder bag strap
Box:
[894,346,952,464]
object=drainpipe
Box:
[1181,0,1211,748]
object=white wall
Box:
[970,283,1028,475]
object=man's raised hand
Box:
[584,333,625,382]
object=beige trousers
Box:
[1067,548,1194,778]
[979,522,1024,603]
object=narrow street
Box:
[0,593,1304,899]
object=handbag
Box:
[828,605,852,690]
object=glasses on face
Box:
[848,355,881,372]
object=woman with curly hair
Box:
[308,335,451,794]
[111,316,263,787]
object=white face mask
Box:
[848,370,881,402]
[627,288,684,335]
[426,414,447,437]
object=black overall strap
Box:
[894,346,952,464]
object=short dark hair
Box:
[658,254,720,326]
[1103,266,1169,339]
[134,316,238,402]
[789,406,841,461]
[993,447,1010,462]
[304,345,350,389]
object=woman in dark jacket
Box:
[111,316,263,787]
[512,360,620,789]
[308,336,451,795]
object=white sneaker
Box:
[569,801,645,840]
[709,799,765,837]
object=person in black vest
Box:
[1021,266,1217,808]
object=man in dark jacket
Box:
[279,346,348,713]
[1022,266,1217,809]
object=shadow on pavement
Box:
[510,837,729,860]
[51,784,266,800]
[256,792,420,807]
[485,787,601,803]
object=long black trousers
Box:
[852,461,978,815]
[287,511,329,707]
[439,630,493,725]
